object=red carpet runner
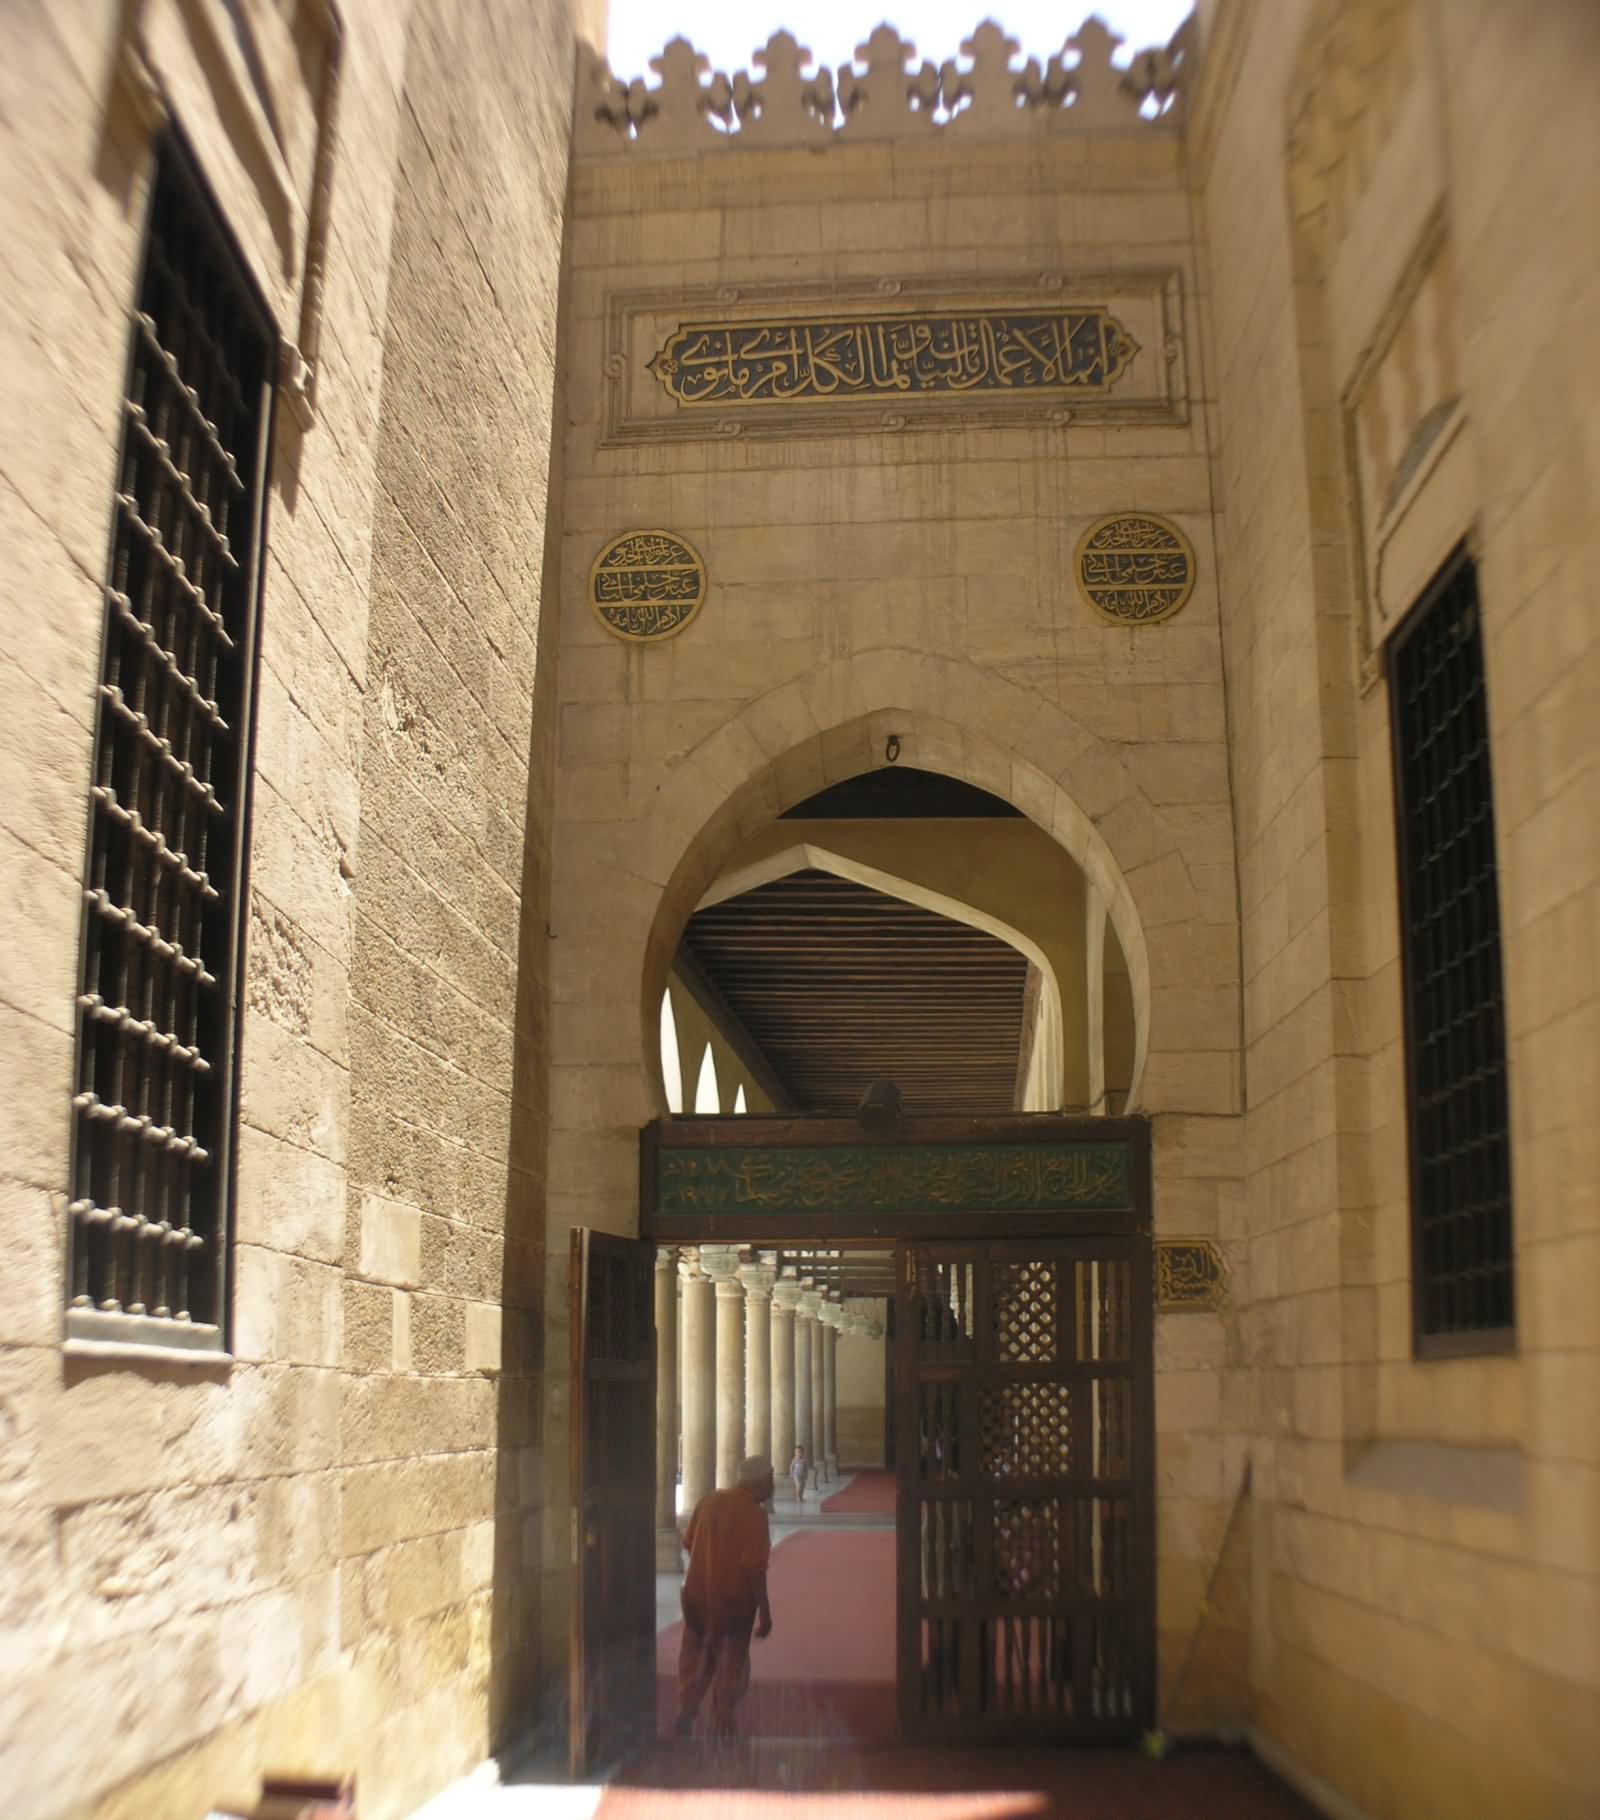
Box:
[822,1468,896,1516]
[657,1526,896,1741]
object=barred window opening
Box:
[1388,548,1515,1353]
[67,138,273,1348]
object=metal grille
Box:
[67,141,272,1343]
[1389,550,1514,1349]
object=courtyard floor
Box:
[408,1470,1319,1820]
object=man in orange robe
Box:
[676,1454,775,1741]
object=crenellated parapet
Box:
[575,14,1194,158]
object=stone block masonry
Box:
[0,2,577,1818]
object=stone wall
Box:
[342,0,576,1787]
[834,1306,888,1468]
[7,5,1594,1812]
[1194,1,1600,1812]
[546,64,1246,1706]
[0,2,578,1815]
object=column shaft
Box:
[770,1295,797,1491]
[713,1281,745,1488]
[679,1253,715,1518]
[741,1264,774,1463]
[809,1313,826,1480]
[822,1321,838,1475]
[794,1313,814,1493]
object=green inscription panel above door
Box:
[656,1142,1132,1219]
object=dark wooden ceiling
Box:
[679,867,1028,1116]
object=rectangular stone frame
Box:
[602,272,1189,447]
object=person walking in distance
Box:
[676,1455,775,1743]
[790,1444,808,1502]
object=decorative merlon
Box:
[576,14,1194,159]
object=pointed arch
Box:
[631,667,1200,1118]
[659,989,685,1114]
[693,1042,721,1114]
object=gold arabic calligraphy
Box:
[1074,513,1196,625]
[656,1143,1132,1217]
[1154,1241,1225,1310]
[648,309,1140,408]
[589,529,706,641]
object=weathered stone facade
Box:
[1,3,1595,1818]
[1,2,583,1815]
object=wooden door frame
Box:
[895,1233,1157,1741]
[639,1112,1155,1742]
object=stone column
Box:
[655,1247,680,1568]
[701,1245,745,1489]
[820,1300,841,1478]
[678,1249,715,1520]
[771,1276,801,1497]
[739,1254,776,1463]
[794,1286,815,1496]
[800,1286,826,1486]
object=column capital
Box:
[655,1244,679,1272]
[819,1301,844,1330]
[738,1260,777,1300]
[698,1243,742,1286]
[799,1288,823,1321]
[771,1277,803,1314]
[678,1248,706,1283]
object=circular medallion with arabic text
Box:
[589,529,706,643]
[1074,513,1196,626]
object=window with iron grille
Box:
[66,138,273,1351]
[1388,548,1514,1355]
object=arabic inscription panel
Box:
[602,270,1188,445]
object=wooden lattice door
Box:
[568,1229,656,1777]
[896,1238,1154,1742]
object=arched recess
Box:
[627,674,1176,1123]
[699,840,1073,1111]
